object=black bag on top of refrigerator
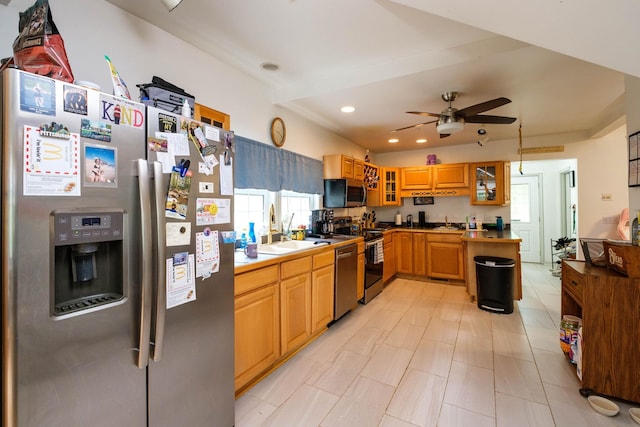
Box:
[12,0,74,82]
[137,76,195,114]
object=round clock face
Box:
[270,117,286,147]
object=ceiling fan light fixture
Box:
[436,121,464,134]
[161,0,183,11]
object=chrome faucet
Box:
[445,216,450,227]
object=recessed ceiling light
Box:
[388,138,399,143]
[261,62,280,71]
[416,139,427,143]
[341,106,355,113]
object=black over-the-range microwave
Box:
[323,179,366,208]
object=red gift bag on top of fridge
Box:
[11,0,74,82]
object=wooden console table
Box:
[561,260,640,403]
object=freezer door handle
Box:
[150,161,167,361]
[136,159,153,368]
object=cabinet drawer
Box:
[313,250,335,269]
[281,256,312,279]
[427,233,462,243]
[235,265,279,296]
[561,263,583,302]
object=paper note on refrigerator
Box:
[219,155,233,195]
[196,198,230,226]
[196,230,220,278]
[166,254,196,309]
[23,125,81,196]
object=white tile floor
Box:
[235,263,639,427]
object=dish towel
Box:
[373,240,384,264]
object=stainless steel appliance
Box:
[333,243,358,321]
[2,69,234,426]
[406,214,414,228]
[323,178,366,208]
[310,208,334,237]
[363,230,384,303]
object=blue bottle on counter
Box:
[240,233,248,249]
[248,222,256,243]
[496,216,504,231]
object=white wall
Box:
[0,0,366,161]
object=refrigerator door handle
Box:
[136,159,153,368]
[150,160,167,361]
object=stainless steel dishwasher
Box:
[333,243,358,322]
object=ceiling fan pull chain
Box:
[519,122,524,175]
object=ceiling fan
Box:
[393,91,517,138]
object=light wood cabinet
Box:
[194,103,230,130]
[396,232,414,274]
[427,233,464,280]
[280,256,312,354]
[367,167,400,207]
[354,159,365,181]
[400,167,432,190]
[383,233,396,283]
[234,265,280,392]
[381,167,400,206]
[470,161,510,205]
[323,154,366,180]
[433,163,469,189]
[357,241,365,301]
[311,250,335,333]
[561,260,640,403]
[413,233,427,276]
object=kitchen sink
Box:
[433,226,461,230]
[257,239,321,254]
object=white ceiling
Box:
[98,0,638,153]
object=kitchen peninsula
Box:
[462,230,523,300]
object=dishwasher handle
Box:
[337,251,355,259]
[336,244,357,259]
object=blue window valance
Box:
[234,135,323,194]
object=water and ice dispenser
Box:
[51,210,127,318]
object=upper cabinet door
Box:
[470,161,509,205]
[194,103,230,130]
[433,163,469,189]
[400,167,432,190]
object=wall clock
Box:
[270,117,286,147]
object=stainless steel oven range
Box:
[363,230,384,304]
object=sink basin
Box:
[433,226,460,230]
[257,239,320,254]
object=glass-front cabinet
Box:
[382,167,400,206]
[470,161,510,205]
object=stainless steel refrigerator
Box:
[1,68,235,426]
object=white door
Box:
[511,174,543,263]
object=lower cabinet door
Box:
[280,273,312,354]
[427,241,464,280]
[234,284,280,391]
[312,264,335,332]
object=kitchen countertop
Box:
[234,235,363,274]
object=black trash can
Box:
[475,256,515,314]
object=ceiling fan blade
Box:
[464,115,517,124]
[457,97,511,118]
[392,119,437,132]
[406,111,441,118]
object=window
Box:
[281,190,316,233]
[234,189,270,238]
[234,189,319,239]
